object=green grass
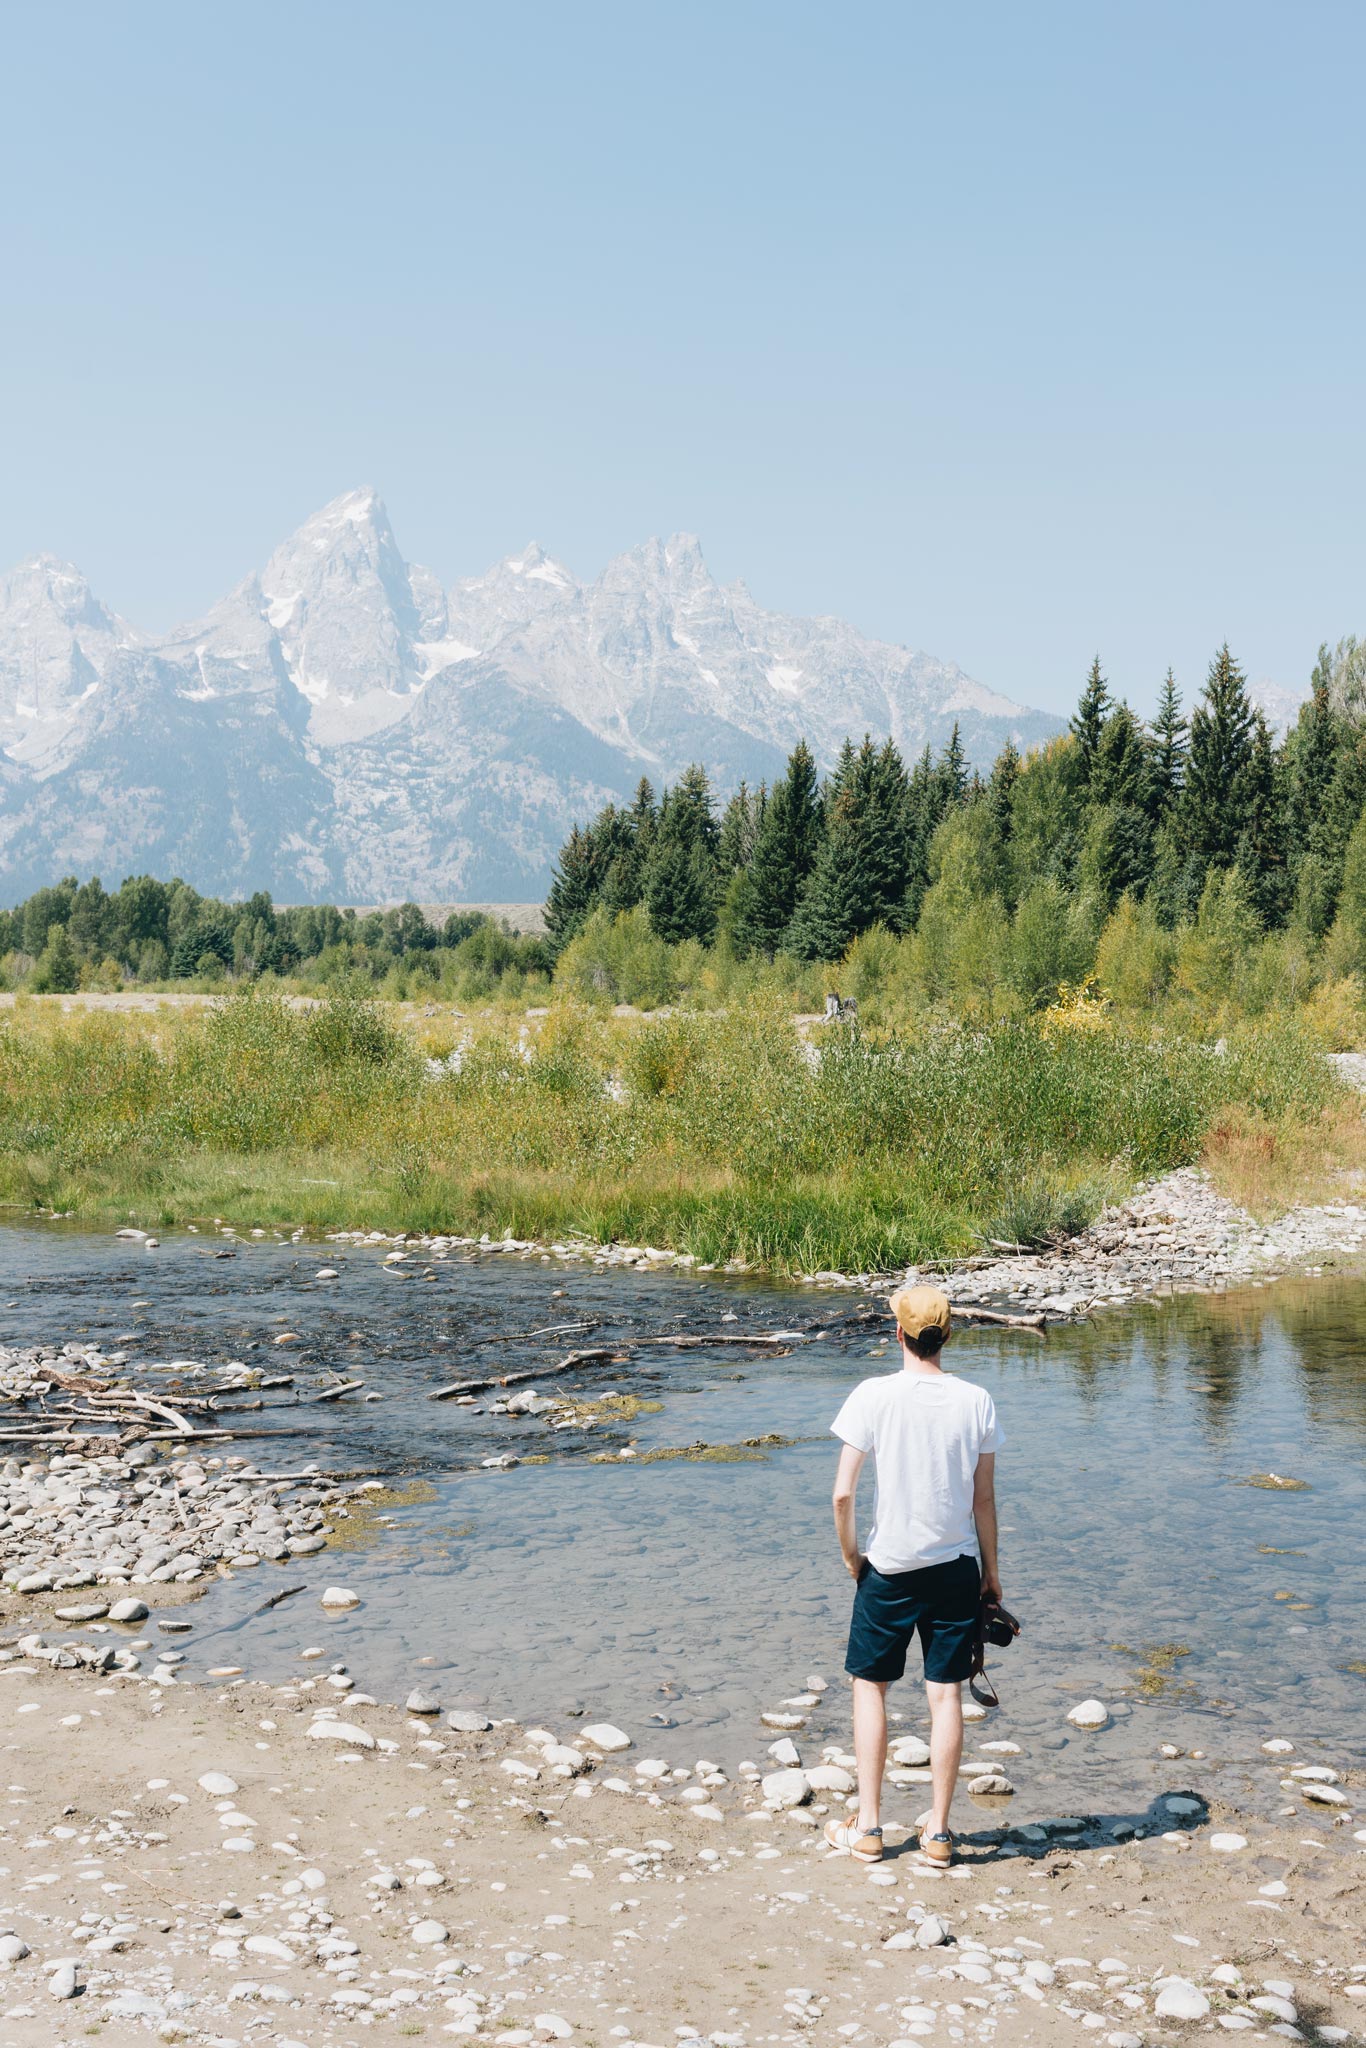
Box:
[0,988,1339,1273]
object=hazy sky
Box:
[2,2,1362,717]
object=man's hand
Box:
[845,1551,865,1581]
[981,1567,1003,1605]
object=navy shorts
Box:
[845,1552,981,1684]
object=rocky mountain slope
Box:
[0,490,1060,901]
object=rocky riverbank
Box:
[940,1166,1366,1322]
[0,1650,1361,2047]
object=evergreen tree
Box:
[642,766,719,945]
[1180,643,1256,872]
[1235,713,1291,925]
[31,922,79,994]
[1147,668,1187,821]
[717,781,765,873]
[785,740,908,958]
[1069,657,1111,787]
[935,724,968,809]
[545,825,601,953]
[733,742,820,957]
[988,741,1021,848]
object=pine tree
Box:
[544,825,601,953]
[935,724,968,809]
[1147,669,1187,821]
[733,742,820,957]
[784,785,876,961]
[1180,643,1256,871]
[988,741,1021,846]
[642,766,719,945]
[785,740,907,958]
[717,781,765,873]
[1235,712,1291,925]
[1069,657,1111,787]
[1090,705,1148,810]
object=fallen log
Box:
[307,1380,365,1404]
[953,1306,1048,1333]
[428,1346,621,1401]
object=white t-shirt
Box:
[831,1369,1004,1574]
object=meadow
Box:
[0,987,1349,1272]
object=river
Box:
[2,1220,1364,1818]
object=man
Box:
[825,1283,1004,1869]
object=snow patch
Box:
[766,663,804,697]
[416,637,480,676]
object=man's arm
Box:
[973,1451,1002,1603]
[832,1442,867,1579]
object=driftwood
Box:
[634,1331,804,1349]
[307,1380,365,1404]
[954,1306,1048,1333]
[428,1346,621,1401]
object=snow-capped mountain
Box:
[0,490,1061,902]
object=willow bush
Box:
[0,987,1341,1269]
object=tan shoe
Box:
[918,1827,954,1869]
[824,1819,883,1862]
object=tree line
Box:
[545,639,1366,976]
[0,876,548,994]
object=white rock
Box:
[446,1709,492,1733]
[760,1711,805,1730]
[320,1586,360,1609]
[1067,1699,1110,1729]
[1262,1738,1295,1754]
[761,1768,811,1809]
[1249,1995,1298,2022]
[581,1724,631,1752]
[1154,1979,1209,2020]
[405,1690,440,1715]
[535,2017,573,2040]
[306,1720,375,1749]
[968,1772,1015,1795]
[411,1920,449,1946]
[0,1935,31,1962]
[916,1914,950,1948]
[806,1765,855,1794]
[198,1772,239,1796]
[108,1597,150,1623]
[767,1738,801,1767]
[890,1736,932,1767]
[244,1935,297,1963]
[1209,1831,1248,1852]
[49,1961,80,2000]
[1302,1782,1348,1806]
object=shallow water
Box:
[3,1221,1365,1815]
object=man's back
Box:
[831,1369,1003,1574]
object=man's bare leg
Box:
[851,1677,888,1832]
[926,1679,964,1835]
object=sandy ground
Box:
[0,1655,1361,2048]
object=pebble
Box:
[411,1920,449,1946]
[761,1769,810,1809]
[320,1586,360,1609]
[581,1724,631,1752]
[0,1935,31,1962]
[1067,1700,1110,1729]
[108,1598,150,1623]
[49,1960,81,2000]
[1209,1831,1249,1852]
[405,1689,441,1715]
[915,1915,950,1948]
[306,1720,375,1749]
[447,1710,493,1734]
[1154,1979,1210,2019]
[198,1772,239,1796]
[1302,1782,1348,1806]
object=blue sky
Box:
[2,1,1362,717]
